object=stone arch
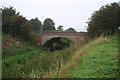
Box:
[43,36,75,45]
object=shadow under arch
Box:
[44,37,74,52]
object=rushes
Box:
[3,44,77,78]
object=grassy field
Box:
[56,35,119,78]
[2,34,45,78]
[2,34,119,78]
[2,34,78,78]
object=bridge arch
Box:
[43,36,75,45]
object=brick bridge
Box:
[36,32,87,45]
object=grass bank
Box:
[55,35,119,78]
[2,37,47,78]
[3,34,118,78]
[2,34,78,78]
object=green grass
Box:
[2,45,48,78]
[64,35,119,78]
[2,34,77,78]
[2,34,48,78]
[2,46,77,78]
[3,34,118,78]
[28,45,77,78]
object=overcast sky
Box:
[0,0,119,32]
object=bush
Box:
[29,31,37,44]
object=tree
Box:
[66,27,76,32]
[57,25,63,31]
[20,22,32,40]
[1,6,19,34]
[42,18,56,31]
[1,6,36,42]
[9,16,27,36]
[29,18,42,33]
[87,2,120,38]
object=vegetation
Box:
[50,35,118,78]
[57,25,63,31]
[2,34,119,78]
[2,2,119,78]
[1,6,77,78]
[1,6,36,42]
[42,18,56,31]
[65,27,76,32]
[1,6,76,37]
[87,2,120,38]
[2,34,77,78]
[29,18,42,33]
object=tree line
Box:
[1,2,119,42]
[1,6,77,44]
[1,6,76,40]
[87,2,120,38]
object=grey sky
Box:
[0,0,119,32]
